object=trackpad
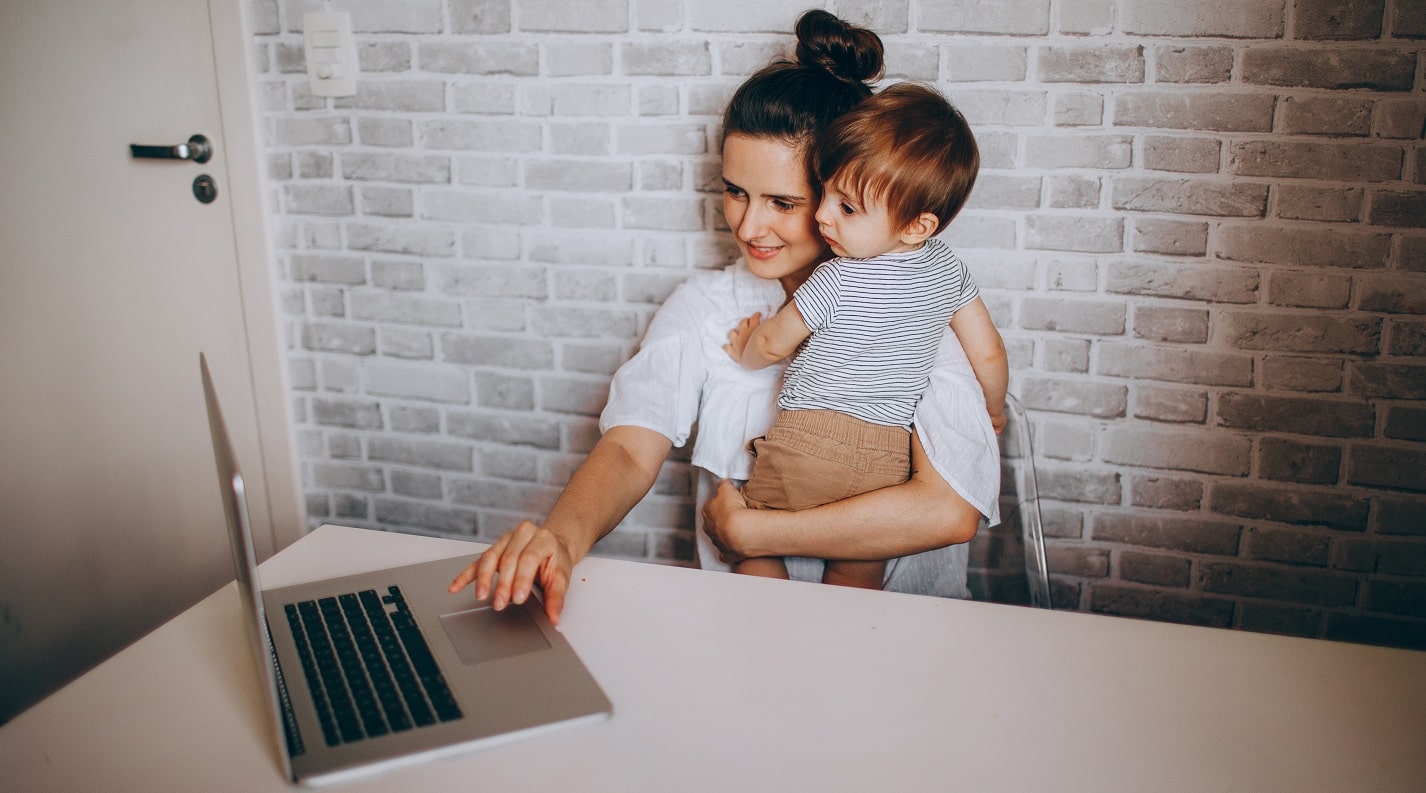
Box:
[439,606,550,665]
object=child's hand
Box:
[989,410,1007,435]
[723,312,762,363]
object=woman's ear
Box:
[898,212,941,246]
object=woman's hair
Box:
[814,82,979,236]
[721,10,884,154]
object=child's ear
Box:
[898,212,940,245]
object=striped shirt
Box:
[783,238,979,427]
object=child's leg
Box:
[733,557,790,579]
[822,559,886,589]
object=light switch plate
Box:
[303,11,358,98]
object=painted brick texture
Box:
[251,0,1426,649]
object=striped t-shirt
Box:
[783,238,979,427]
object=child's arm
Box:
[724,303,813,369]
[948,296,1009,433]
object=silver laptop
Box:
[201,354,611,786]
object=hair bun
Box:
[793,9,884,86]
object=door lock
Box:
[130,134,212,164]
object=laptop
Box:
[201,354,612,786]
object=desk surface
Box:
[3,524,1424,792]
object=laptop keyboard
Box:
[282,585,463,747]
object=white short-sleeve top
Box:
[599,259,1001,595]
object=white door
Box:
[0,0,298,721]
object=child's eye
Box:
[840,202,856,215]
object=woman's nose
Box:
[737,203,771,242]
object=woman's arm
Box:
[701,432,981,564]
[948,297,1009,434]
[448,424,673,624]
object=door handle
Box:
[130,134,212,164]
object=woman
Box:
[449,10,1001,623]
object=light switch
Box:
[303,11,358,98]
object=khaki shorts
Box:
[742,409,911,512]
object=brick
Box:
[1142,136,1221,174]
[1119,550,1192,587]
[548,123,612,156]
[1260,437,1343,484]
[532,305,639,339]
[1369,191,1426,229]
[388,405,439,433]
[1229,140,1403,182]
[1053,92,1104,126]
[1348,445,1426,492]
[520,0,627,32]
[1375,99,1426,139]
[1132,306,1209,344]
[1375,496,1426,535]
[1268,271,1352,309]
[448,411,560,450]
[1217,391,1376,438]
[1038,466,1122,504]
[1043,506,1086,539]
[1241,48,1416,91]
[1035,417,1094,456]
[440,264,546,299]
[1045,259,1098,292]
[539,375,612,415]
[441,333,553,369]
[1112,178,1267,217]
[1122,1,1285,37]
[1098,341,1255,387]
[1239,602,1321,638]
[311,463,385,492]
[1386,406,1426,442]
[1130,476,1204,511]
[1215,482,1370,532]
[369,436,473,472]
[1046,545,1110,577]
[422,119,542,153]
[1367,581,1426,618]
[1351,363,1426,398]
[1292,0,1385,39]
[361,188,414,218]
[1059,0,1114,34]
[550,197,616,229]
[391,470,442,500]
[1201,562,1358,606]
[1102,426,1252,475]
[1133,387,1208,423]
[1359,275,1426,314]
[1244,525,1330,566]
[546,42,614,77]
[367,362,470,404]
[423,191,542,226]
[481,447,538,482]
[1025,215,1123,252]
[1090,584,1236,628]
[1220,312,1382,355]
[617,123,708,155]
[1332,537,1377,572]
[1107,262,1260,305]
[476,371,534,410]
[526,160,633,192]
[274,117,352,146]
[1261,355,1344,393]
[560,341,627,376]
[1275,186,1363,222]
[351,292,460,327]
[1041,339,1091,373]
[1018,297,1126,335]
[920,0,1051,35]
[296,152,332,179]
[622,42,711,76]
[1325,614,1426,650]
[292,255,365,285]
[942,45,1028,82]
[1280,96,1374,137]
[950,90,1048,127]
[342,152,452,182]
[450,0,511,34]
[966,175,1043,210]
[523,84,633,117]
[313,398,382,429]
[1020,377,1127,418]
[1387,317,1426,358]
[1129,219,1208,256]
[1046,175,1100,209]
[1379,541,1426,576]
[344,80,446,113]
[622,197,704,230]
[1153,45,1234,84]
[1115,92,1275,133]
[1038,45,1145,83]
[1025,134,1132,169]
[1397,0,1426,36]
[420,41,538,75]
[302,322,376,355]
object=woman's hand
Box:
[701,479,754,564]
[448,521,575,625]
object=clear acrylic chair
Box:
[1002,392,1050,608]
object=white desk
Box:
[3,525,1424,792]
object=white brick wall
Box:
[250,0,1426,648]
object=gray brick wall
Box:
[249,0,1426,649]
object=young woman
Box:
[449,10,1001,623]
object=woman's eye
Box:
[723,185,746,199]
[772,199,795,211]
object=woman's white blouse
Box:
[600,259,1001,596]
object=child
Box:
[724,82,1008,589]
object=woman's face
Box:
[721,134,830,295]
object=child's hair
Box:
[721,10,883,154]
[813,82,979,236]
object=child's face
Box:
[814,179,919,260]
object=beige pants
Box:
[742,409,911,512]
